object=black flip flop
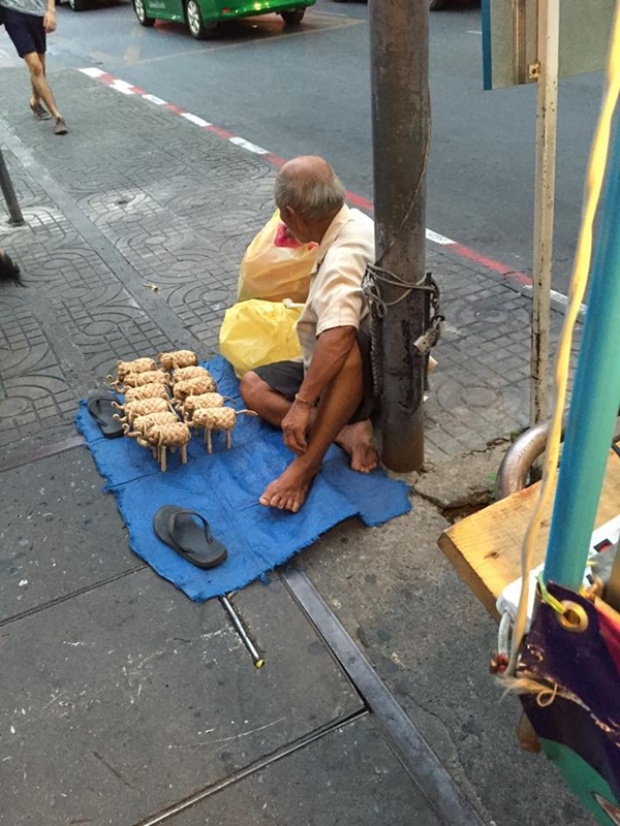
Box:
[86,389,123,439]
[153,506,228,570]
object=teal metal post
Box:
[543,122,620,589]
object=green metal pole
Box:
[543,122,620,589]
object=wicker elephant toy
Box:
[172,375,218,402]
[123,410,180,438]
[123,383,170,403]
[109,357,157,383]
[112,396,171,425]
[172,365,213,383]
[178,392,225,419]
[191,407,257,454]
[158,350,198,371]
[136,421,192,472]
[119,370,169,390]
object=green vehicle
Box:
[131,0,316,39]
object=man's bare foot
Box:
[335,419,379,473]
[259,459,319,513]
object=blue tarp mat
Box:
[76,356,411,602]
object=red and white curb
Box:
[80,66,581,315]
[79,67,289,166]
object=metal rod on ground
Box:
[530,0,559,425]
[219,594,264,668]
[0,148,25,226]
[369,0,430,472]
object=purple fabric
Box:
[520,583,620,803]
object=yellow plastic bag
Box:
[237,210,318,304]
[219,299,304,378]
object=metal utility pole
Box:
[0,148,25,226]
[369,0,431,472]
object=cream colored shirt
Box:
[296,205,375,368]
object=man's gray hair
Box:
[275,163,345,221]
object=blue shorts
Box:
[3,8,46,58]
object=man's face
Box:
[276,217,299,245]
[278,206,312,244]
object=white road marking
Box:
[181,112,212,127]
[110,79,138,95]
[142,94,168,106]
[425,228,454,245]
[522,284,585,315]
[79,67,105,78]
[229,137,268,155]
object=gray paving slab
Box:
[297,500,596,826]
[0,446,139,623]
[165,714,442,826]
[0,575,362,826]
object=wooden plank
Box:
[437,448,620,621]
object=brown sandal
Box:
[30,101,51,120]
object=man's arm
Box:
[44,0,56,33]
[281,326,357,456]
[297,326,357,406]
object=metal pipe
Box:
[530,0,560,425]
[0,149,25,226]
[219,595,264,668]
[496,419,553,500]
[496,413,619,501]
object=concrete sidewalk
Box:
[0,67,593,825]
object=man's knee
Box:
[24,54,44,77]
[239,370,263,408]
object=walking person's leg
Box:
[29,51,51,119]
[23,52,62,121]
[4,7,67,133]
[40,0,68,132]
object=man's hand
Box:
[281,401,311,456]
[44,10,56,33]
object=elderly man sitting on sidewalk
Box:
[240,155,379,514]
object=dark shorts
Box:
[3,8,46,58]
[253,324,376,425]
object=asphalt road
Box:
[1,0,604,292]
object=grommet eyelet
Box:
[557,601,589,633]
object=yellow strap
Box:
[537,573,567,615]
